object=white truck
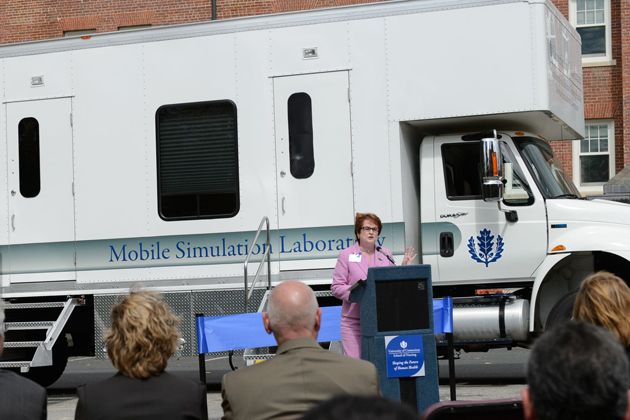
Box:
[0,0,617,386]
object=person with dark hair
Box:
[221,281,380,420]
[301,395,419,420]
[74,289,208,420]
[0,303,48,420]
[332,212,416,358]
[522,321,630,420]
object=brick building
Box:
[550,0,630,196]
[0,0,627,195]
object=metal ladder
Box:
[238,216,341,367]
[243,216,272,313]
[0,298,82,372]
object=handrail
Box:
[244,216,272,312]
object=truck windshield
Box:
[513,137,582,199]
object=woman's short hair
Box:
[573,271,630,348]
[354,213,382,242]
[106,290,180,379]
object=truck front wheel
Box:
[544,288,579,331]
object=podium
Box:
[350,264,439,413]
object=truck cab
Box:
[421,131,630,339]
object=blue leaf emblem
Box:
[468,229,504,267]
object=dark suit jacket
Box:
[0,369,47,420]
[75,371,208,420]
[221,337,381,420]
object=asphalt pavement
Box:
[45,347,530,420]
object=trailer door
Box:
[273,72,354,231]
[6,98,76,282]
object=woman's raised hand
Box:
[402,246,417,266]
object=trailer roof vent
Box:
[31,75,44,87]
[303,47,318,59]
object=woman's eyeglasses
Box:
[361,227,378,233]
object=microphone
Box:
[376,246,396,266]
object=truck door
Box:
[431,137,547,284]
[6,98,76,282]
[273,71,354,230]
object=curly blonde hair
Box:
[573,271,630,348]
[106,290,180,379]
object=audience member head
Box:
[354,213,382,242]
[262,281,321,346]
[522,321,630,420]
[573,271,630,347]
[106,288,180,379]
[300,395,419,420]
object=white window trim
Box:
[63,29,96,38]
[572,119,615,193]
[568,0,614,66]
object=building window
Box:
[63,29,97,37]
[118,25,152,31]
[572,121,614,190]
[18,117,41,198]
[287,93,315,179]
[156,100,239,220]
[569,0,612,64]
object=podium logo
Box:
[400,341,407,349]
[468,228,504,267]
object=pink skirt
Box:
[340,316,362,359]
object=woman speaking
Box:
[331,213,416,359]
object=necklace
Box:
[360,247,374,254]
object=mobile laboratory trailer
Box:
[0,0,614,385]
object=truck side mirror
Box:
[480,130,504,202]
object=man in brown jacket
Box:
[221,281,381,420]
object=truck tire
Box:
[22,335,69,388]
[544,288,579,331]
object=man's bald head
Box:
[263,281,321,345]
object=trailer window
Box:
[18,117,41,198]
[287,93,315,179]
[442,143,483,200]
[156,100,239,220]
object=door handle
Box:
[11,215,15,231]
[440,232,454,257]
[282,197,286,215]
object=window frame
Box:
[569,0,614,66]
[287,92,315,179]
[18,117,41,198]
[63,29,97,38]
[155,99,240,221]
[572,119,615,192]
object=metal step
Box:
[0,298,81,371]
[243,353,274,362]
[0,361,33,369]
[3,301,66,310]
[5,321,54,331]
[313,290,333,298]
[3,341,43,348]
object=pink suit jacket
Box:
[331,242,394,319]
